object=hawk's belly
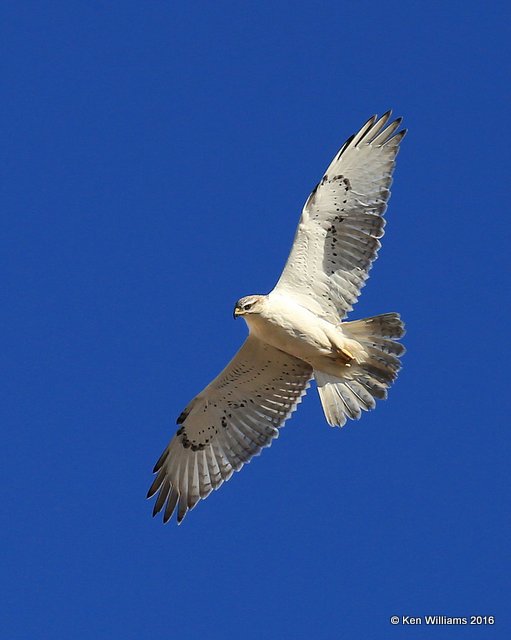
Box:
[246,298,337,364]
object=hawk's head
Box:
[233,295,265,319]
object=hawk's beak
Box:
[233,305,241,319]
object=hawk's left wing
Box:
[273,112,406,322]
[148,336,312,524]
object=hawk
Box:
[148,112,406,523]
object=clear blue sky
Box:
[2,2,509,638]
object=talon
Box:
[336,347,355,365]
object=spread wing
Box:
[273,112,406,322]
[148,336,312,524]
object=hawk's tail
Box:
[315,313,405,427]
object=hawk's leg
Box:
[334,347,355,367]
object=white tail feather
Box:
[315,313,405,427]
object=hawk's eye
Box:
[244,303,252,310]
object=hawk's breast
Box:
[245,294,334,363]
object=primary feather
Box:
[274,111,405,321]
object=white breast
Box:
[244,293,335,362]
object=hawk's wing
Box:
[148,336,312,524]
[273,112,406,322]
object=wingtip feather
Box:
[152,449,169,473]
[383,127,407,147]
[163,489,179,523]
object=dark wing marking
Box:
[148,336,312,524]
[274,112,406,320]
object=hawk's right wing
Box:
[148,336,312,524]
[273,112,406,322]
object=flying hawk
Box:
[148,112,406,524]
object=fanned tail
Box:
[315,313,405,427]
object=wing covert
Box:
[273,112,406,321]
[148,336,312,524]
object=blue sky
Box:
[2,2,510,638]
